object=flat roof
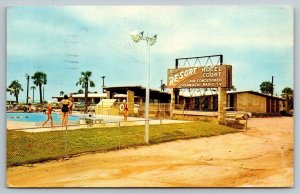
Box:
[104,85,170,99]
[52,93,107,99]
[180,90,284,100]
[228,90,284,100]
[104,85,165,93]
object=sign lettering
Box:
[167,65,232,89]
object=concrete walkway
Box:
[8,114,190,133]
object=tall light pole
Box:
[271,76,274,96]
[25,73,30,104]
[101,76,106,93]
[130,31,157,144]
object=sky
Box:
[6,6,294,102]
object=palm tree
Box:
[60,91,64,96]
[260,81,273,95]
[160,83,166,92]
[76,71,95,112]
[31,71,47,104]
[78,89,83,94]
[8,80,23,103]
[30,86,36,103]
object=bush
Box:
[252,112,281,117]
[280,111,293,117]
[220,120,245,129]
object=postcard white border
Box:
[0,0,298,194]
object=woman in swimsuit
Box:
[42,102,53,128]
[60,94,73,127]
[122,100,128,122]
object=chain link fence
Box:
[7,114,191,167]
[6,102,225,167]
[7,120,147,166]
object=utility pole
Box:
[271,76,274,96]
[25,74,30,104]
[101,76,105,93]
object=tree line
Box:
[7,74,293,110]
[7,71,95,111]
[7,71,47,104]
[260,81,293,109]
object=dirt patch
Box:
[6,117,293,187]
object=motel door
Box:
[276,100,279,113]
[266,98,271,113]
[229,94,234,110]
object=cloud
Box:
[7,6,294,102]
[156,6,293,54]
[59,6,293,59]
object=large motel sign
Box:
[167,55,232,123]
[167,65,232,89]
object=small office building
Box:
[178,90,287,114]
[52,93,107,104]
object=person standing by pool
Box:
[120,99,128,122]
[42,102,53,128]
[60,94,73,127]
[69,94,74,114]
[27,97,33,112]
[27,103,32,112]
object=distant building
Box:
[104,86,170,104]
[52,88,287,115]
[52,86,170,105]
[52,93,107,104]
[178,90,287,114]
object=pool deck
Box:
[7,113,190,133]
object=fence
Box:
[93,102,215,118]
[7,117,187,167]
[7,102,240,167]
[7,120,140,166]
[72,101,218,117]
[94,102,174,119]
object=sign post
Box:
[218,87,227,123]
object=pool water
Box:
[7,112,80,123]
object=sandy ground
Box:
[6,117,293,187]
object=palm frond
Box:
[90,81,95,87]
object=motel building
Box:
[52,86,170,105]
[176,90,287,114]
[52,55,289,120]
[52,86,171,116]
[52,87,287,118]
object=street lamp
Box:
[130,31,157,144]
[101,76,106,93]
[25,73,30,104]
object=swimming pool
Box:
[7,112,80,123]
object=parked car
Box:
[225,107,252,120]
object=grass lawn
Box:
[7,121,237,166]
